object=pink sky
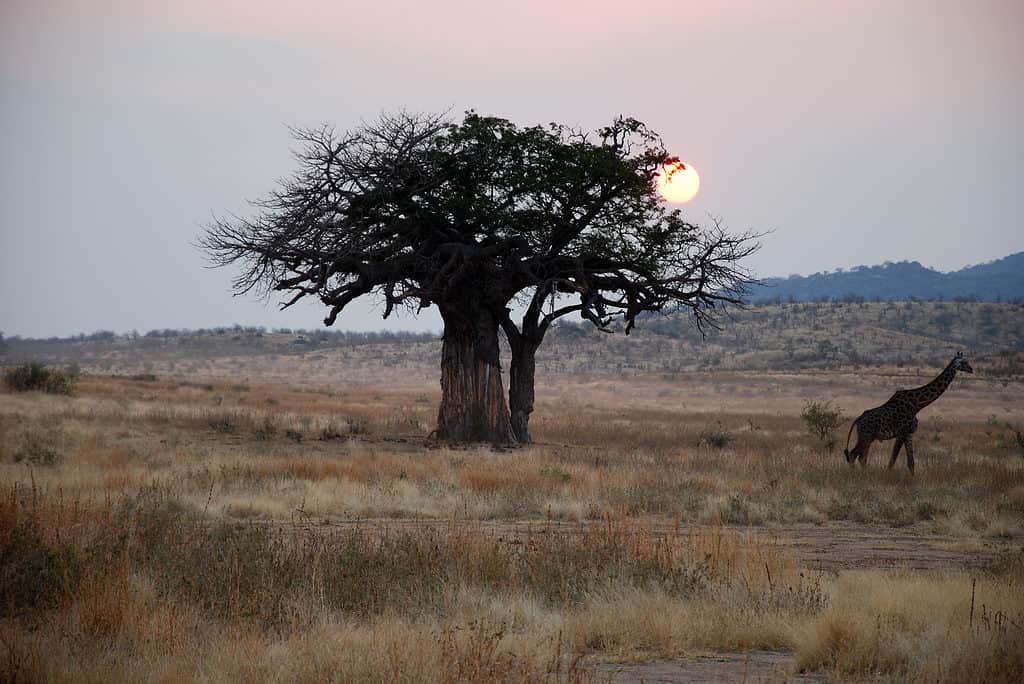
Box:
[2,0,1022,335]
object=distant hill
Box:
[3,302,1022,377]
[748,252,1024,303]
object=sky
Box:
[1,0,1022,338]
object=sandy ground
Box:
[592,650,824,683]
[282,518,1011,574]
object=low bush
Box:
[128,373,159,382]
[3,363,79,395]
[698,426,734,449]
[320,422,344,440]
[0,515,81,615]
[253,417,277,440]
[13,431,63,466]
[801,400,844,452]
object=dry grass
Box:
[2,372,1021,533]
[1,367,1022,681]
[0,481,797,682]
[795,570,1024,682]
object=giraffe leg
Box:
[905,434,915,474]
[887,437,904,469]
[857,440,873,467]
[846,440,860,466]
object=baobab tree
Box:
[200,111,758,444]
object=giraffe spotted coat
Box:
[844,352,973,473]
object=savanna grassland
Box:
[2,304,1024,682]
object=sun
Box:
[657,161,700,204]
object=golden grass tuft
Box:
[795,572,1024,682]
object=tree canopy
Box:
[201,111,758,443]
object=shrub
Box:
[801,400,844,452]
[698,425,734,449]
[128,373,158,382]
[1013,427,1024,456]
[716,493,762,525]
[0,517,81,615]
[320,422,344,440]
[3,363,79,395]
[2,421,67,467]
[13,431,63,467]
[208,414,237,433]
[254,417,277,440]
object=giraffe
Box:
[843,351,974,473]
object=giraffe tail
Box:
[843,419,856,458]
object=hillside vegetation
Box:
[3,302,1022,380]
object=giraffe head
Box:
[952,351,974,374]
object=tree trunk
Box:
[508,338,539,444]
[436,306,516,445]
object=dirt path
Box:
[287,518,1014,574]
[592,650,823,683]
[750,521,1010,573]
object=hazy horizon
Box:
[3,1,1022,338]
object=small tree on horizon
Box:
[200,111,759,444]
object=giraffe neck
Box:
[906,361,958,412]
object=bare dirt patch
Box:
[593,650,823,683]
[283,518,1014,574]
[756,521,1010,573]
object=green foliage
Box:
[3,363,79,395]
[0,516,81,616]
[801,400,844,452]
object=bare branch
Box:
[200,111,759,339]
